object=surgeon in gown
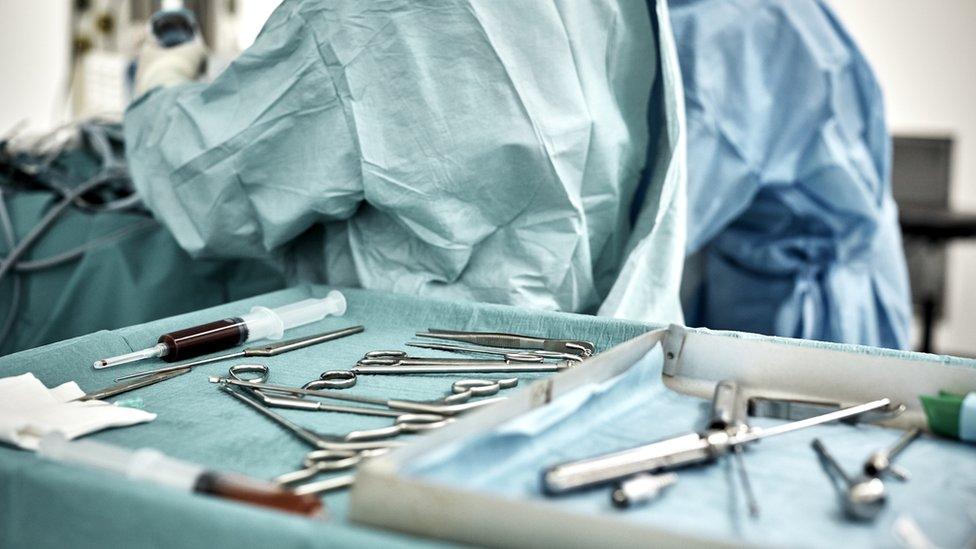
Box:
[124,0,688,326]
[670,0,912,349]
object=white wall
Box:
[828,0,976,356]
[0,2,71,135]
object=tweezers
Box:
[417,328,595,357]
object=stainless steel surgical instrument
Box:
[811,428,921,521]
[405,342,584,363]
[417,328,595,357]
[611,472,678,509]
[609,380,760,513]
[224,365,452,428]
[71,367,190,401]
[210,376,508,416]
[220,384,403,451]
[308,372,519,403]
[542,396,895,495]
[748,396,906,425]
[115,326,365,382]
[354,351,576,372]
[318,363,566,387]
[274,448,390,496]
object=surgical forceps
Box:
[71,367,189,401]
[221,388,399,495]
[308,372,519,404]
[115,326,365,382]
[274,448,390,496]
[355,350,576,372]
[222,385,448,451]
[405,342,584,363]
[225,365,452,431]
[417,328,595,357]
[210,375,508,416]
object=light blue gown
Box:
[124,0,687,325]
[671,0,912,348]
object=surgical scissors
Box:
[310,350,566,390]
[225,364,451,428]
[220,385,402,450]
[356,350,576,371]
[274,448,389,495]
[221,388,401,495]
[309,373,519,404]
[406,341,585,363]
[417,328,595,357]
[210,375,508,416]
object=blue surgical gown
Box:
[125,0,688,325]
[671,0,912,349]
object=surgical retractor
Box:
[811,428,921,521]
[94,291,347,369]
[542,397,894,495]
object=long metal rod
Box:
[732,446,760,518]
[886,428,921,460]
[735,398,892,444]
[115,351,246,381]
[405,342,558,362]
[219,378,388,406]
[351,363,566,374]
[811,438,854,486]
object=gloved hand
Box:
[133,37,207,96]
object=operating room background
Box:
[0,0,973,356]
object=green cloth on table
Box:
[0,286,651,548]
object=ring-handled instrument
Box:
[219,383,408,450]
[355,351,576,372]
[225,364,453,440]
[748,396,906,425]
[275,448,390,496]
[542,396,895,495]
[210,375,508,417]
[222,365,451,431]
[404,342,584,363]
[416,328,595,357]
[94,291,348,369]
[309,371,518,404]
[115,326,365,382]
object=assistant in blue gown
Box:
[671,0,912,349]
